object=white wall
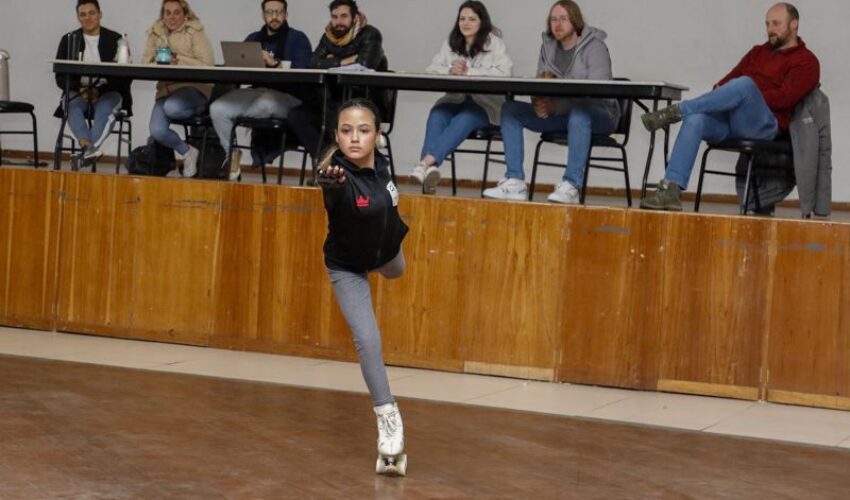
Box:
[1,0,846,199]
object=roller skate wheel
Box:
[375,454,407,477]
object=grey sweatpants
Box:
[209,88,301,153]
[327,250,405,407]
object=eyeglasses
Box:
[549,16,571,24]
[78,10,99,18]
[264,9,286,17]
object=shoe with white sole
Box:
[228,149,242,181]
[548,181,581,204]
[482,177,528,201]
[410,163,441,195]
[181,145,199,178]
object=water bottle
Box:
[116,34,130,64]
[0,50,10,101]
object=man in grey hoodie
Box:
[483,0,619,203]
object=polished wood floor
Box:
[1,354,848,499]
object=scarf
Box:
[324,12,368,47]
[257,21,291,56]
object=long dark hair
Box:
[448,1,494,58]
[319,98,383,170]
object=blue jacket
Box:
[244,22,312,69]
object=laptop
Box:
[221,41,266,68]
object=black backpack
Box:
[127,139,176,177]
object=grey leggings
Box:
[327,250,405,407]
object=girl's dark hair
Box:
[319,98,382,169]
[448,1,494,58]
[335,97,382,128]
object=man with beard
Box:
[483,0,619,204]
[640,2,819,211]
[286,0,388,168]
[209,0,312,180]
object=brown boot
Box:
[641,179,683,211]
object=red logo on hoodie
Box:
[356,195,370,208]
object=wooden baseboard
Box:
[657,379,760,401]
[767,390,850,411]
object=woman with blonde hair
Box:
[142,0,214,177]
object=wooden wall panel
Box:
[559,209,666,389]
[456,201,567,380]
[209,184,352,360]
[767,222,850,400]
[375,197,470,372]
[127,178,223,345]
[2,169,850,411]
[0,170,13,322]
[0,168,62,330]
[657,216,773,399]
[56,174,139,336]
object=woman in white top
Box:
[410,1,513,194]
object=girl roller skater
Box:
[316,98,409,476]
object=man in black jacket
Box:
[287,0,389,167]
[54,0,132,167]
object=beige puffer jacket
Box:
[143,18,214,99]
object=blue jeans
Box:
[500,100,616,187]
[665,76,779,189]
[149,87,208,155]
[420,97,490,167]
[66,90,122,148]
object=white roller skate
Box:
[374,402,407,476]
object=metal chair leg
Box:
[30,111,39,168]
[694,147,712,213]
[385,134,396,184]
[450,152,457,196]
[529,140,545,200]
[299,150,308,186]
[115,118,125,174]
[229,122,240,182]
[278,130,287,185]
[580,161,590,205]
[741,153,755,215]
[480,139,493,198]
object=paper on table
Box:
[328,63,376,73]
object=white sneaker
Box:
[182,145,199,178]
[374,402,404,457]
[410,163,441,195]
[82,146,103,163]
[73,147,102,169]
[409,164,427,184]
[228,149,242,181]
[482,177,528,201]
[548,181,581,204]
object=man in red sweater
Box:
[640,2,819,211]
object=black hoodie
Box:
[321,151,408,273]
